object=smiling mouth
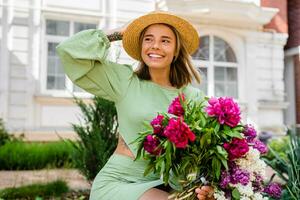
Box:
[148,53,164,59]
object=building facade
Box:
[284,0,300,128]
[0,0,292,139]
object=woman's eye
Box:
[162,40,170,43]
[144,38,152,41]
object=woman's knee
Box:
[139,188,169,200]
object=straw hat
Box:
[122,11,199,61]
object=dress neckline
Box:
[146,80,188,92]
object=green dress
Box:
[56,29,203,200]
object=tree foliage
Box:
[69,96,118,181]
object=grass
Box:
[0,180,69,199]
[0,141,74,170]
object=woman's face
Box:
[141,24,176,71]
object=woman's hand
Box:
[104,20,132,42]
[195,186,215,200]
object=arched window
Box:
[192,36,238,98]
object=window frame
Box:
[193,35,239,98]
[41,16,99,98]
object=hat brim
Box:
[122,11,199,61]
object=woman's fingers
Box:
[195,186,215,200]
[196,194,207,200]
[201,186,212,192]
[195,187,208,195]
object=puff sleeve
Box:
[56,29,133,103]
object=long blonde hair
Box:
[134,23,201,88]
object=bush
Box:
[0,180,69,199]
[0,141,74,170]
[264,136,290,161]
[264,129,300,199]
[69,96,118,181]
[0,118,10,146]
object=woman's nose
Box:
[151,40,160,49]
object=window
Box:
[45,20,97,93]
[192,36,238,98]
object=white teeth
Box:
[149,54,163,58]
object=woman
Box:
[57,11,214,200]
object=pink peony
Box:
[163,117,195,148]
[168,94,185,117]
[223,138,249,160]
[150,114,164,135]
[143,135,162,155]
[206,97,241,127]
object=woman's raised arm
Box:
[56,27,133,103]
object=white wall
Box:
[0,0,3,119]
[0,0,157,133]
[230,0,260,6]
[284,48,298,126]
[160,0,288,134]
[1,0,32,130]
[43,0,103,11]
[0,0,290,136]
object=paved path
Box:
[0,167,283,191]
[0,169,91,190]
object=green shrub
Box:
[69,96,118,181]
[0,118,10,146]
[264,136,290,161]
[0,141,74,170]
[0,180,68,199]
[264,129,300,200]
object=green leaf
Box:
[200,131,212,148]
[144,162,155,176]
[232,188,240,199]
[232,126,244,132]
[135,147,142,160]
[199,113,206,127]
[142,121,153,130]
[216,145,228,157]
[225,131,242,138]
[212,157,221,179]
[221,158,228,170]
[215,153,228,170]
[224,125,230,131]
[215,146,228,169]
[214,123,220,134]
[162,141,172,182]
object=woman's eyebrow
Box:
[161,36,172,40]
[144,34,173,40]
[144,34,154,37]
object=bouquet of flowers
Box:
[134,94,282,200]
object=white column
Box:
[27,0,41,128]
[99,0,116,29]
[0,0,14,122]
[107,0,117,29]
[0,1,3,119]
[244,37,259,127]
[284,47,299,126]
